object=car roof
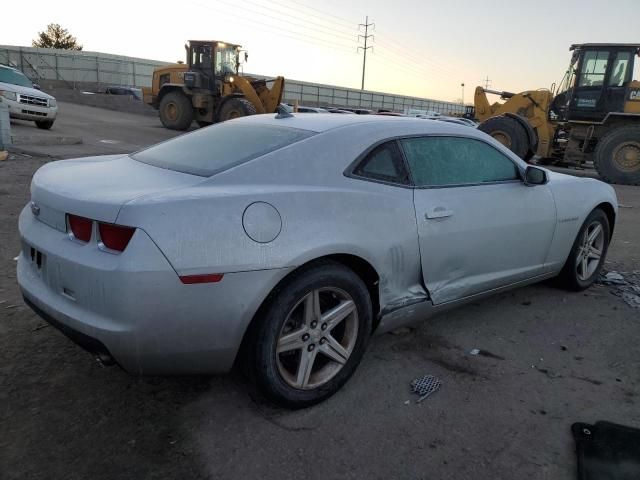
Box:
[231,112,475,135]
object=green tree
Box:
[32,24,83,50]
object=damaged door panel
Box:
[402,136,557,304]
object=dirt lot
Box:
[1,105,640,479]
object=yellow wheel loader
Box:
[475,43,640,185]
[143,40,285,130]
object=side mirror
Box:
[244,52,248,62]
[524,166,548,186]
[33,83,41,90]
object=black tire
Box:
[557,209,610,291]
[35,120,54,130]
[158,91,193,130]
[217,97,257,122]
[478,115,530,159]
[250,260,372,408]
[593,125,640,186]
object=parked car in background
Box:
[105,86,142,101]
[342,108,373,115]
[18,114,617,408]
[434,116,477,127]
[327,108,355,114]
[0,65,58,129]
[296,106,329,113]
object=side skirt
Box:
[375,271,558,334]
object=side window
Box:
[579,51,609,87]
[401,136,520,187]
[609,52,631,87]
[353,141,409,185]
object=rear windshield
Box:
[132,122,313,176]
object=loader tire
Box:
[159,91,194,131]
[217,98,257,122]
[593,125,640,186]
[478,115,530,160]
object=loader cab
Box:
[184,40,241,93]
[563,43,640,122]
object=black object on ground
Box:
[573,421,640,480]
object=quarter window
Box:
[353,141,409,185]
[401,136,520,187]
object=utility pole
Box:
[482,76,492,90]
[461,83,465,105]
[358,16,374,90]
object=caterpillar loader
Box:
[143,40,285,130]
[475,43,640,185]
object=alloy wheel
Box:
[276,287,358,390]
[576,221,605,281]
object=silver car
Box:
[18,114,617,407]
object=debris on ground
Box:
[617,204,633,209]
[597,270,640,309]
[410,375,442,403]
[469,348,505,360]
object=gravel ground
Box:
[1,148,639,479]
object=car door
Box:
[402,135,557,305]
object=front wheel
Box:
[557,208,610,291]
[251,261,372,408]
[35,120,54,130]
[158,91,193,130]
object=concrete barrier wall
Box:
[1,45,465,115]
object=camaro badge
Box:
[30,201,40,216]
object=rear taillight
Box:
[67,214,92,242]
[98,223,136,252]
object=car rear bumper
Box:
[17,205,292,374]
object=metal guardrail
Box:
[1,45,465,114]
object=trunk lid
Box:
[30,154,203,229]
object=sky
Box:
[1,0,639,103]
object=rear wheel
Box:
[159,91,193,130]
[217,98,257,122]
[557,208,610,291]
[251,261,372,408]
[478,115,531,160]
[593,125,640,185]
[35,120,54,130]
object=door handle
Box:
[425,207,453,219]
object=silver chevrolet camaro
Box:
[18,114,617,407]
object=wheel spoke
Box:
[322,299,355,330]
[588,246,602,260]
[303,290,321,326]
[581,256,589,278]
[277,328,307,353]
[319,335,349,365]
[295,348,318,388]
[587,224,602,245]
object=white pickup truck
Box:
[0,65,58,129]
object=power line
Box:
[186,0,357,54]
[269,0,358,30]
[373,45,458,83]
[358,16,374,90]
[374,31,463,77]
[216,0,358,44]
